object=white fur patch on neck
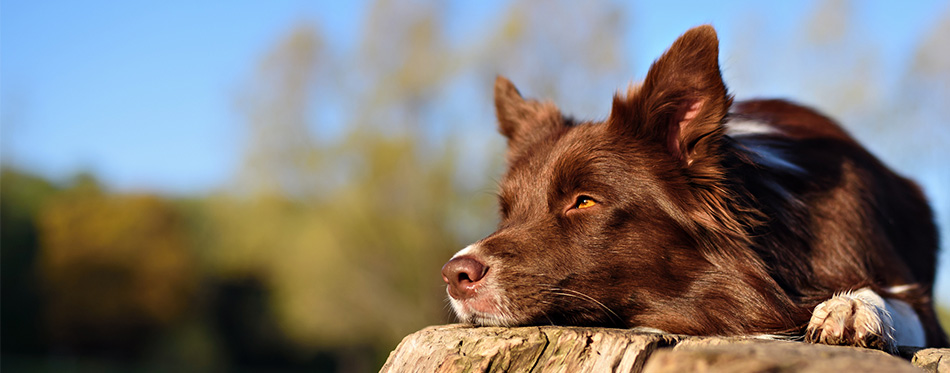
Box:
[724,118,806,175]
[745,145,806,175]
[724,118,781,137]
[885,284,918,294]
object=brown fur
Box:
[442,25,946,347]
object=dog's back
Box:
[725,98,944,347]
[731,99,939,291]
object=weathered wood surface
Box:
[380,324,950,373]
[910,348,950,373]
[644,338,919,373]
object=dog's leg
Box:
[804,287,925,353]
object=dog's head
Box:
[442,26,749,331]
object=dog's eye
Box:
[574,196,597,209]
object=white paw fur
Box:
[805,288,924,352]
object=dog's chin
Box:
[450,298,521,327]
[467,312,518,327]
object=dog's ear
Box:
[495,76,563,156]
[609,25,731,172]
[610,26,753,243]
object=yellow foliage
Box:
[38,192,196,340]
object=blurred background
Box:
[2,0,948,371]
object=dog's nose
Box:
[441,255,488,300]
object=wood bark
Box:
[381,324,950,373]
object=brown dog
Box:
[442,25,945,352]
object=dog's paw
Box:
[804,289,896,353]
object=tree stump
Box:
[381,324,950,372]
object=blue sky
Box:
[3,1,950,301]
[2,1,366,192]
[3,1,946,193]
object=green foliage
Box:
[200,139,470,349]
[937,304,950,337]
[37,188,196,354]
[198,0,631,355]
[1,167,60,354]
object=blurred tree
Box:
[0,167,59,356]
[37,185,196,358]
[900,10,950,161]
[195,0,633,367]
[202,17,469,358]
[236,23,325,198]
[475,0,627,116]
[192,1,626,366]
